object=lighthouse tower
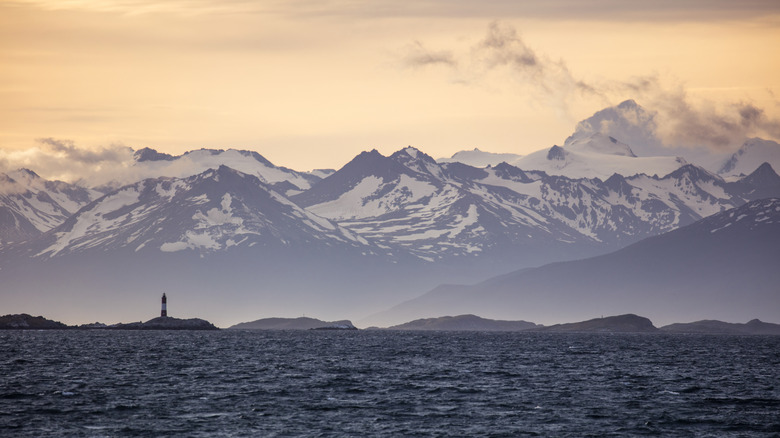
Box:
[161,293,167,317]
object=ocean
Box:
[2,330,779,437]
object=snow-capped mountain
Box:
[0,169,98,245]
[2,139,779,327]
[564,132,636,157]
[368,198,780,327]
[511,133,688,180]
[294,147,594,270]
[565,99,664,157]
[0,165,423,326]
[22,165,370,260]
[436,148,523,168]
[5,144,778,274]
[719,138,780,178]
[294,146,780,271]
[562,99,739,172]
[124,147,322,196]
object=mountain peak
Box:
[437,149,523,168]
[17,168,41,179]
[134,147,176,162]
[617,99,639,110]
[666,163,719,182]
[402,146,421,158]
[565,99,662,157]
[391,146,436,164]
[236,150,274,167]
[719,138,780,176]
[745,162,780,182]
[564,132,637,157]
[547,145,567,161]
[390,146,442,179]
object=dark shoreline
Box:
[4,312,780,335]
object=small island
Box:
[387,314,539,331]
[659,319,780,335]
[0,313,69,330]
[535,314,658,333]
[229,317,357,330]
[0,294,218,330]
[110,316,219,330]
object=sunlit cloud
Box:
[36,138,132,164]
[400,41,457,69]
[401,21,780,151]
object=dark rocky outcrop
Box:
[228,317,355,330]
[0,314,69,329]
[660,319,780,335]
[387,314,538,331]
[110,316,218,330]
[537,314,657,333]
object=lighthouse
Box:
[161,293,167,317]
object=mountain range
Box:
[1,99,778,327]
[369,197,780,327]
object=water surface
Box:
[2,330,779,436]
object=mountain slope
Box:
[0,169,98,246]
[297,146,780,274]
[126,147,321,195]
[0,166,439,327]
[16,165,370,259]
[437,148,523,167]
[512,142,687,180]
[295,147,605,272]
[369,198,780,327]
[719,138,780,177]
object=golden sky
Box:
[1,0,779,174]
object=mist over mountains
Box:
[1,100,778,327]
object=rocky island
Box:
[0,313,219,330]
[106,293,218,330]
[387,314,539,331]
[536,314,658,333]
[229,317,357,330]
[110,316,219,330]
[659,319,780,335]
[0,313,69,330]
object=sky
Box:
[1,0,779,177]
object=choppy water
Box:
[1,330,779,437]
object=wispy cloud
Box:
[401,41,457,69]
[401,21,780,151]
[36,138,132,164]
[0,139,136,185]
[648,88,780,150]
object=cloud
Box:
[650,92,780,150]
[0,139,137,186]
[402,21,780,151]
[398,21,599,119]
[401,41,457,69]
[36,138,132,164]
[477,21,539,70]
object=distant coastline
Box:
[3,313,779,335]
[0,314,218,331]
